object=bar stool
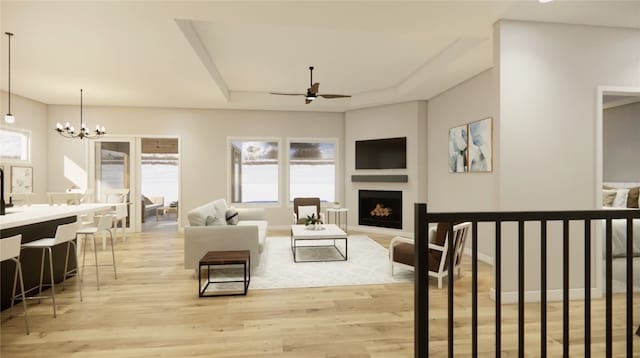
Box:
[20,221,82,318]
[77,214,117,290]
[104,203,127,249]
[1,235,29,334]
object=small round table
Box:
[326,208,349,234]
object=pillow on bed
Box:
[602,189,617,207]
[627,187,640,208]
[612,189,630,208]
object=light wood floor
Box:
[1,230,638,357]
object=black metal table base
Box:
[290,237,348,263]
[198,261,250,297]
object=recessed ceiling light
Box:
[538,0,553,3]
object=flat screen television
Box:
[355,137,407,169]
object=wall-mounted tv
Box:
[355,137,407,170]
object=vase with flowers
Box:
[304,213,321,230]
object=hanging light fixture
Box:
[55,89,106,139]
[4,32,15,124]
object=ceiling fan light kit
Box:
[270,66,351,104]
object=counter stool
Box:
[77,214,117,290]
[108,203,128,247]
[20,221,82,318]
[1,235,29,334]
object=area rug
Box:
[205,235,414,291]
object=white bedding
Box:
[610,218,640,257]
[603,182,640,256]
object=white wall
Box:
[0,91,48,203]
[427,69,497,261]
[603,101,640,182]
[497,21,640,295]
[46,105,344,227]
[344,101,428,235]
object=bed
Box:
[602,182,640,291]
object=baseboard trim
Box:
[463,247,493,265]
[489,287,603,304]
[348,225,414,238]
[269,225,292,231]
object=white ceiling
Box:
[1,1,639,112]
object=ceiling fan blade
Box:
[308,82,320,94]
[305,98,313,104]
[318,94,352,99]
[270,92,306,96]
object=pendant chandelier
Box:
[4,32,15,124]
[55,89,106,139]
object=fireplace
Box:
[358,190,402,229]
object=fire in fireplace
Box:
[358,190,402,229]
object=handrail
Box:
[414,203,640,358]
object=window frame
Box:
[227,136,282,208]
[0,126,31,163]
[285,137,339,207]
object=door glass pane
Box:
[96,142,130,200]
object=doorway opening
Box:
[140,137,179,232]
[597,87,640,295]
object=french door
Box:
[88,137,139,232]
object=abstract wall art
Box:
[448,124,468,173]
[468,117,493,172]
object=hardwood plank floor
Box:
[1,229,638,357]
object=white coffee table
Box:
[290,224,348,262]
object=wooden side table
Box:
[326,208,349,234]
[198,250,250,297]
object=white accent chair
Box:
[389,222,471,288]
[21,221,82,317]
[2,234,29,334]
[77,214,117,290]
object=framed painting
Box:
[468,117,493,172]
[10,166,33,193]
[448,124,468,173]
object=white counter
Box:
[0,203,115,230]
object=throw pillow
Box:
[226,207,239,225]
[612,188,630,208]
[602,189,617,207]
[298,205,318,222]
[211,199,228,225]
[627,187,640,208]
[205,215,216,226]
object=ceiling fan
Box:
[270,66,352,104]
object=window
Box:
[289,141,336,202]
[0,128,30,161]
[230,140,279,204]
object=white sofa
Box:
[184,199,267,273]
